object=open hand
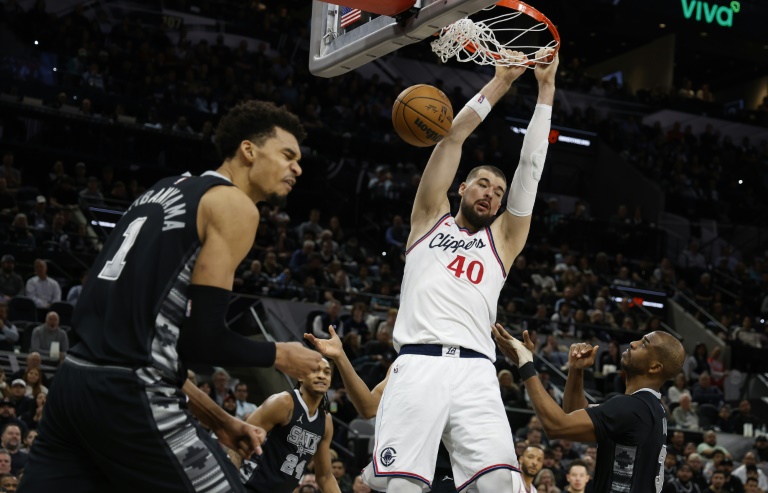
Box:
[568,342,599,371]
[491,323,535,366]
[304,326,344,360]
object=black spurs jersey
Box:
[242,390,327,493]
[586,389,668,493]
[71,172,233,379]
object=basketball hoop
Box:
[430,0,560,67]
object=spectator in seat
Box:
[1,424,26,476]
[0,473,18,492]
[30,312,68,363]
[233,383,257,421]
[0,449,11,476]
[66,269,88,305]
[0,304,19,352]
[208,368,232,407]
[697,430,730,459]
[733,453,767,491]
[0,255,24,299]
[731,400,763,436]
[0,397,29,436]
[684,342,711,385]
[22,368,47,398]
[25,259,61,309]
[312,299,345,339]
[692,372,723,407]
[668,372,691,405]
[672,394,699,430]
[11,353,49,388]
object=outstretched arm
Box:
[408,54,528,247]
[562,342,599,413]
[492,49,559,266]
[306,326,388,419]
[492,326,596,442]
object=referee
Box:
[493,325,685,493]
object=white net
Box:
[430,5,558,67]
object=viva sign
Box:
[681,0,740,27]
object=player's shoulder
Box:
[200,184,259,223]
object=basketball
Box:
[392,84,453,147]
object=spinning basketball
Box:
[392,84,453,147]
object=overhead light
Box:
[738,179,743,184]
[659,23,666,28]
[700,32,708,37]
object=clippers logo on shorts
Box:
[287,425,321,456]
[380,447,397,467]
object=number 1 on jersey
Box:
[98,217,147,281]
[446,254,484,284]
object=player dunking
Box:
[493,326,685,493]
[20,101,322,493]
[363,49,559,493]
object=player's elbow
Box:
[360,407,377,420]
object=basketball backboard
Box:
[309,0,499,78]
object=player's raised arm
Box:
[408,53,527,247]
[305,326,388,419]
[492,49,559,267]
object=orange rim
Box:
[463,0,560,63]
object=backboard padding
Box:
[309,0,499,78]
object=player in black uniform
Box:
[241,359,340,493]
[19,101,322,493]
[493,324,686,493]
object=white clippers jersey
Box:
[393,213,507,360]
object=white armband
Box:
[465,93,492,121]
[506,104,552,216]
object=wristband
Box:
[465,93,492,121]
[519,361,537,381]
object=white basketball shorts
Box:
[362,351,519,492]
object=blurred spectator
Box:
[0,255,23,300]
[384,214,408,252]
[497,369,520,405]
[707,346,726,389]
[673,394,699,430]
[733,452,767,490]
[755,436,768,464]
[30,312,69,362]
[0,178,17,219]
[668,372,691,405]
[209,368,232,407]
[662,463,702,493]
[565,460,590,493]
[0,449,10,476]
[730,400,763,436]
[1,424,26,475]
[8,214,35,250]
[297,208,323,241]
[715,404,734,433]
[331,459,353,493]
[0,303,18,351]
[692,373,723,407]
[22,368,47,398]
[345,302,371,343]
[0,153,21,190]
[10,353,49,388]
[678,240,707,271]
[697,430,730,459]
[534,468,561,493]
[312,299,345,339]
[683,343,711,385]
[668,430,687,461]
[0,473,18,492]
[25,259,61,309]
[66,270,88,305]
